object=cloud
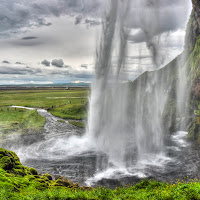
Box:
[80,64,88,69]
[15,62,23,65]
[22,36,38,40]
[0,0,190,39]
[0,0,102,37]
[84,18,101,26]
[72,80,91,84]
[0,65,41,75]
[37,18,52,26]
[51,59,64,68]
[11,38,43,46]
[2,60,10,64]
[127,0,190,44]
[75,15,83,25]
[64,65,72,69]
[29,80,53,84]
[41,59,50,66]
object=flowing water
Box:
[3,108,200,187]
[87,0,171,179]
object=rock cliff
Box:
[131,0,200,141]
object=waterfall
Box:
[87,0,171,174]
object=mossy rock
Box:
[29,167,38,175]
[43,173,53,181]
[0,156,13,170]
[0,148,39,176]
[54,177,78,188]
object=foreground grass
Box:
[1,148,200,200]
[0,88,89,120]
[0,107,46,136]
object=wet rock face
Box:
[193,0,200,32]
[185,3,200,53]
[193,1,200,30]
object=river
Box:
[3,106,200,188]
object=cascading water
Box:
[87,0,172,178]
[87,0,131,168]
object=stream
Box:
[3,107,200,187]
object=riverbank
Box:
[1,148,200,200]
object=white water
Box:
[86,0,173,179]
[5,106,194,186]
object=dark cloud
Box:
[41,59,50,67]
[15,62,23,65]
[73,73,93,79]
[0,0,102,37]
[80,64,88,69]
[37,18,52,26]
[0,65,41,75]
[51,59,64,68]
[22,36,38,40]
[2,60,10,64]
[85,18,101,26]
[0,0,190,38]
[75,15,83,25]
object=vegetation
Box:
[0,107,46,137]
[0,88,89,120]
[50,103,88,120]
[188,36,200,81]
[1,148,200,200]
[68,121,86,128]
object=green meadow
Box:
[0,88,89,129]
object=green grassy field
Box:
[1,148,200,200]
[0,88,89,128]
[0,107,46,140]
[0,88,89,108]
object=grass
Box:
[50,104,88,120]
[0,88,89,120]
[0,107,46,138]
[68,121,86,128]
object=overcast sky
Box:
[0,0,192,85]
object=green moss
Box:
[43,174,52,181]
[29,168,38,176]
[187,36,200,81]
[0,157,13,170]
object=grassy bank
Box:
[0,107,46,137]
[1,148,200,200]
[50,104,87,120]
[0,88,89,120]
[68,120,86,128]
